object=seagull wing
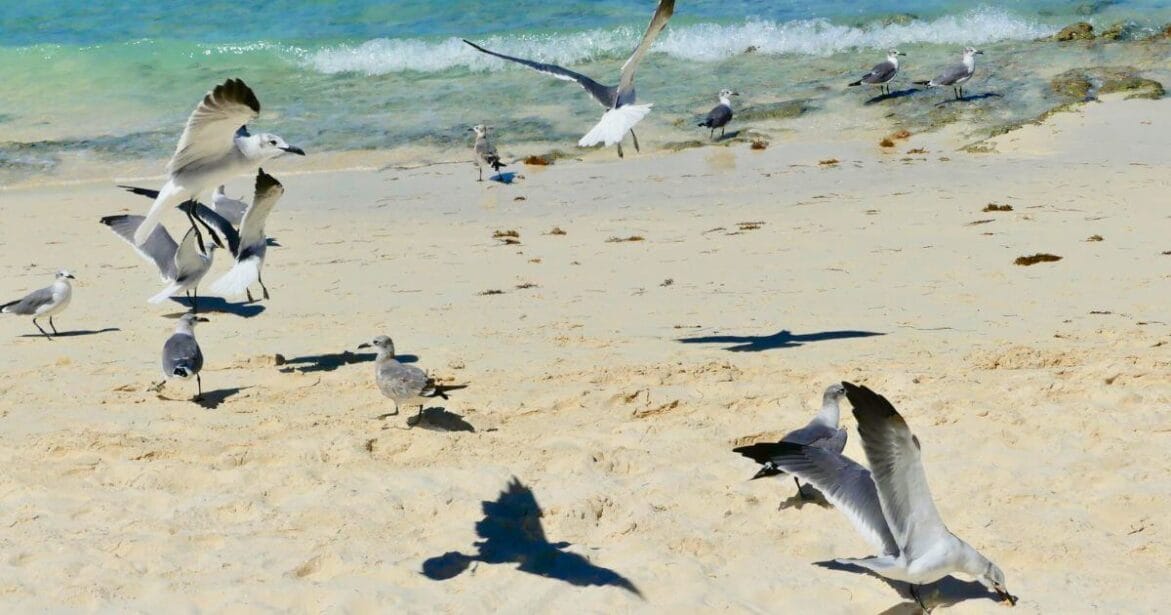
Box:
[167,78,261,176]
[734,442,899,555]
[616,0,675,100]
[845,382,951,560]
[238,169,284,251]
[1,285,56,315]
[174,226,210,278]
[211,186,249,226]
[181,200,240,256]
[99,214,179,280]
[930,63,970,86]
[863,60,898,84]
[462,39,616,107]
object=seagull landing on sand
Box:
[470,124,505,182]
[100,215,216,310]
[736,382,1017,610]
[914,47,983,100]
[733,383,848,506]
[132,78,304,246]
[463,0,675,158]
[697,89,739,139]
[1,270,75,339]
[849,49,905,95]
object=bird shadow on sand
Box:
[421,477,641,596]
[816,560,1005,611]
[194,387,247,410]
[166,297,266,318]
[277,350,418,374]
[934,92,1003,106]
[678,328,884,352]
[19,327,120,339]
[863,88,919,104]
[404,407,475,432]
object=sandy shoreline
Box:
[0,96,1168,612]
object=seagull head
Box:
[963,47,984,57]
[55,269,76,281]
[469,124,489,138]
[718,89,739,101]
[823,382,847,402]
[179,312,209,326]
[978,561,1016,606]
[243,133,306,160]
[888,48,905,58]
[358,335,395,356]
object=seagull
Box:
[100,214,217,309]
[131,78,304,246]
[735,382,1017,610]
[1,270,75,339]
[914,47,984,100]
[463,0,675,158]
[697,89,739,139]
[204,169,285,301]
[470,124,505,182]
[734,383,848,505]
[849,49,906,95]
[358,335,464,423]
[153,312,208,401]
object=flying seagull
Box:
[735,382,1017,610]
[469,124,505,182]
[132,78,304,246]
[914,47,983,100]
[734,383,847,505]
[358,335,465,423]
[697,89,739,139]
[100,214,217,309]
[849,49,905,95]
[153,312,208,401]
[463,0,675,158]
[1,270,75,339]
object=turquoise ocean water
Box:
[1,1,1170,184]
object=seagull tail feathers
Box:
[848,79,863,87]
[209,257,260,298]
[579,104,653,148]
[148,281,184,305]
[912,80,931,86]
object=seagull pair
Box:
[464,0,675,158]
[1,270,76,339]
[850,48,984,100]
[111,169,286,304]
[735,382,1015,610]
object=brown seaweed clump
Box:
[1015,253,1063,266]
[523,155,552,166]
[750,139,769,150]
[606,235,645,243]
[879,138,895,148]
[983,203,1014,212]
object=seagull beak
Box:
[357,342,371,349]
[899,52,907,56]
[732,91,740,96]
[975,50,985,55]
[281,146,306,156]
[996,588,1017,606]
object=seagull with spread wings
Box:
[463,0,675,158]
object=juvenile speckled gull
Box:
[154,312,207,400]
[849,49,906,95]
[100,214,216,309]
[735,382,1017,609]
[914,47,983,100]
[0,270,75,339]
[132,78,304,245]
[734,383,847,504]
[358,335,461,422]
[469,124,505,182]
[697,89,738,139]
[462,0,674,158]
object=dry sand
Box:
[0,95,1168,612]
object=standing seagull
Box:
[914,47,984,100]
[132,78,305,246]
[470,124,505,182]
[734,383,848,504]
[849,49,906,95]
[99,215,217,309]
[697,89,739,139]
[154,312,208,401]
[1,270,75,339]
[734,382,1017,610]
[463,0,675,158]
[358,335,463,422]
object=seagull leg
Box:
[192,287,200,313]
[194,373,203,401]
[710,127,714,139]
[794,477,813,500]
[32,318,52,340]
[258,272,270,300]
[909,584,927,611]
[246,288,255,303]
[629,129,641,152]
[478,167,483,182]
[721,126,726,138]
[616,143,624,158]
[49,316,58,334]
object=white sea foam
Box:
[302,9,1055,76]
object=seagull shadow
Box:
[815,560,1006,610]
[167,297,266,318]
[194,387,247,410]
[422,477,641,596]
[863,88,919,104]
[19,327,120,339]
[406,407,475,432]
[678,328,884,352]
[277,350,418,374]
[712,129,743,142]
[934,92,1003,106]
[777,486,833,510]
